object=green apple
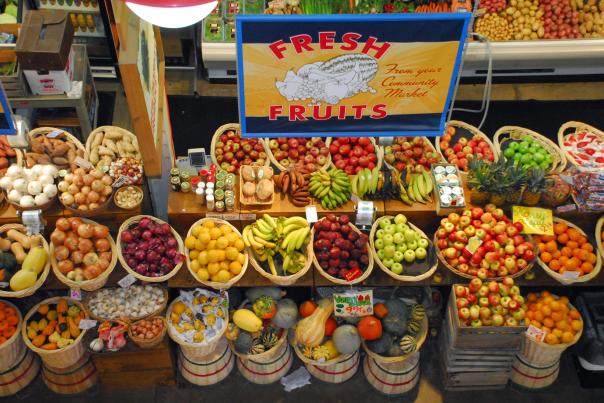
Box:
[395,223,408,234]
[376,229,385,239]
[396,243,408,253]
[375,239,385,250]
[406,240,418,251]
[417,238,429,249]
[377,249,385,260]
[414,232,420,241]
[393,251,404,262]
[415,247,427,260]
[379,218,392,229]
[393,232,405,244]
[383,234,394,246]
[384,224,396,235]
[384,245,396,258]
[391,262,404,274]
[403,249,416,263]
[383,257,394,268]
[394,214,407,225]
[404,229,417,243]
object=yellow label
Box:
[512,206,554,236]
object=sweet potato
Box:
[0,158,7,169]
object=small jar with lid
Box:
[206,182,215,191]
[215,180,225,190]
[206,194,215,211]
[214,189,225,202]
[225,196,235,212]
[190,177,200,190]
[195,187,206,204]
[170,176,181,191]
[225,176,234,191]
[170,168,180,177]
[215,200,225,212]
[180,172,191,183]
[180,181,192,193]
[225,190,235,200]
[199,169,209,182]
[216,170,227,182]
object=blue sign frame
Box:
[0,83,17,135]
[236,13,471,138]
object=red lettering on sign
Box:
[268,39,288,60]
[313,105,333,120]
[362,36,391,59]
[351,105,367,119]
[290,34,313,53]
[318,31,336,49]
[341,32,361,51]
[289,105,307,121]
[269,105,283,120]
[338,105,347,120]
[370,104,387,119]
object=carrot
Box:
[0,336,6,344]
[3,327,14,338]
[41,342,58,350]
[6,316,18,326]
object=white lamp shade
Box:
[126,1,218,28]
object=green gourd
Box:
[399,335,418,354]
[367,333,394,355]
[234,331,254,354]
[271,298,298,329]
[407,320,421,335]
[332,324,361,355]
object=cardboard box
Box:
[16,10,74,71]
[23,47,73,95]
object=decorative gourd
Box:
[367,333,394,355]
[312,345,331,362]
[233,309,263,333]
[411,304,426,321]
[295,298,333,347]
[407,320,421,335]
[332,324,361,355]
[272,298,298,329]
[383,312,408,336]
[235,331,254,354]
[323,340,339,360]
[399,335,417,354]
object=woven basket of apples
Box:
[264,137,330,172]
[382,136,442,172]
[434,205,537,280]
[326,137,382,175]
[211,123,268,173]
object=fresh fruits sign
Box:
[333,290,374,317]
[236,14,471,137]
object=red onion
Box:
[166,248,177,259]
[160,223,172,235]
[135,250,146,261]
[142,230,153,241]
[127,258,138,268]
[121,231,133,243]
[166,238,177,249]
[135,263,147,274]
[147,251,160,263]
[139,217,152,229]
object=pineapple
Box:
[522,168,548,206]
[505,162,527,204]
[467,159,493,204]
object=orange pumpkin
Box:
[357,315,382,341]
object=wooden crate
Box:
[0,24,25,97]
[447,287,526,350]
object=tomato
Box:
[373,303,389,319]
[299,301,317,318]
[324,317,337,337]
[357,315,382,341]
[358,137,370,147]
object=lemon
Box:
[198,232,211,244]
[207,262,220,275]
[217,250,226,262]
[185,236,197,250]
[191,225,203,237]
[225,246,239,261]
[194,239,206,251]
[226,232,239,246]
[173,301,186,315]
[197,251,208,265]
[234,239,245,252]
[237,253,246,265]
[207,250,219,263]
[190,259,201,272]
[219,261,230,272]
[210,227,222,240]
[215,270,232,283]
[197,268,210,281]
[216,236,229,250]
[189,250,199,260]
[220,225,232,235]
[229,261,242,275]
[202,220,215,229]
[207,240,217,250]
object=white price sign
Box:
[333,290,374,317]
[70,289,82,301]
[78,319,98,330]
[526,324,546,342]
[118,274,137,288]
[305,206,318,223]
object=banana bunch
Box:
[242,215,310,276]
[309,168,351,210]
[396,165,434,205]
[351,167,381,199]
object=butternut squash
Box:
[295,299,334,347]
[67,317,80,339]
[32,334,45,347]
[56,299,68,314]
[41,342,58,350]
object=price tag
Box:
[305,206,318,223]
[46,129,63,138]
[344,267,363,282]
[205,212,224,220]
[512,206,554,236]
[118,274,136,288]
[75,156,93,169]
[526,324,546,342]
[70,289,82,301]
[0,282,8,289]
[562,271,581,280]
[112,175,130,188]
[240,213,257,221]
[333,290,373,317]
[222,213,240,221]
[21,210,43,235]
[355,201,375,228]
[350,194,360,203]
[556,204,577,214]
[78,319,98,330]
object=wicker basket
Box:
[369,216,437,282]
[22,297,88,369]
[84,286,168,322]
[327,137,383,171]
[263,137,331,172]
[363,351,420,395]
[86,126,141,169]
[437,120,499,182]
[185,218,248,290]
[557,121,604,173]
[178,338,234,386]
[210,123,268,167]
[5,190,57,212]
[536,217,602,285]
[493,126,566,173]
[229,329,287,362]
[238,165,274,206]
[0,349,40,397]
[41,353,98,394]
[61,192,112,217]
[26,127,87,168]
[127,316,167,349]
[0,224,51,298]
[292,339,356,367]
[166,298,228,359]
[113,186,144,210]
[305,350,360,384]
[50,218,117,292]
[237,337,292,384]
[311,220,374,285]
[383,137,442,171]
[117,215,184,283]
[510,354,559,390]
[596,216,604,259]
[362,315,428,365]
[0,300,24,369]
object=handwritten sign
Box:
[78,319,98,330]
[236,14,471,138]
[333,290,373,317]
[118,274,136,288]
[526,324,546,342]
[512,206,554,236]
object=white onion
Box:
[42,165,58,178]
[19,195,35,208]
[0,176,12,189]
[43,184,57,197]
[38,174,54,187]
[6,165,22,178]
[31,165,44,177]
[27,181,42,195]
[13,178,27,193]
[8,189,21,202]
[34,193,49,206]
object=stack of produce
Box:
[475,13,512,41]
[90,321,128,352]
[480,0,507,12]
[439,125,496,172]
[24,130,86,170]
[273,165,311,206]
[0,229,48,292]
[313,214,372,282]
[213,127,266,173]
[240,165,274,204]
[243,215,310,279]
[129,317,166,348]
[58,167,114,213]
[434,206,536,279]
[351,167,380,199]
[560,126,604,171]
[309,168,352,209]
[86,286,166,320]
[501,135,554,172]
[87,126,142,170]
[364,299,427,357]
[109,157,143,186]
[114,186,144,209]
[383,136,441,172]
[185,219,246,284]
[525,291,582,344]
[454,277,526,328]
[0,301,19,344]
[295,299,361,363]
[25,298,86,351]
[575,0,604,38]
[50,218,113,285]
[168,289,227,345]
[414,2,449,12]
[1,164,58,209]
[266,137,329,170]
[393,165,434,205]
[0,136,18,176]
[328,137,379,175]
[505,0,545,40]
[541,0,580,39]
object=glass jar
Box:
[206,195,215,211]
[180,182,191,193]
[170,176,180,191]
[225,197,235,212]
[214,189,225,201]
[215,201,225,212]
[196,187,206,204]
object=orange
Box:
[581,262,594,273]
[581,243,594,252]
[534,311,544,322]
[527,293,538,302]
[557,233,569,244]
[577,236,587,245]
[548,260,561,272]
[551,311,564,322]
[569,309,581,320]
[552,328,563,338]
[531,320,542,328]
[571,257,582,267]
[578,249,590,261]
[542,235,556,242]
[560,247,573,258]
[564,258,578,271]
[550,300,561,312]
[562,331,574,343]
[528,303,538,312]
[542,327,552,334]
[568,228,581,242]
[587,253,597,264]
[554,222,568,235]
[526,311,535,321]
[555,320,568,331]
[534,235,543,243]
[541,291,551,297]
[538,243,547,253]
[545,333,559,345]
[545,241,558,253]
[552,250,562,259]
[559,296,570,305]
[541,305,552,317]
[566,240,579,250]
[571,320,583,332]
[543,317,555,329]
[559,256,570,266]
[540,251,553,263]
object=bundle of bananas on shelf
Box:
[393,165,434,205]
[242,215,310,276]
[351,167,381,199]
[309,168,351,209]
[273,164,311,206]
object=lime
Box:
[540,161,550,170]
[520,141,530,149]
[521,154,532,164]
[533,152,545,163]
[504,148,515,158]
[509,142,519,150]
[514,153,522,161]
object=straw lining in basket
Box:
[536,217,602,285]
[50,218,117,292]
[362,315,428,364]
[596,216,604,260]
[326,137,384,171]
[0,299,24,369]
[0,224,51,298]
[211,123,268,167]
[26,127,87,168]
[85,126,141,167]
[128,316,167,349]
[263,137,332,172]
[185,218,248,290]
[311,220,373,285]
[238,165,274,206]
[557,121,604,173]
[369,216,437,282]
[493,126,566,173]
[117,215,184,283]
[83,287,168,322]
